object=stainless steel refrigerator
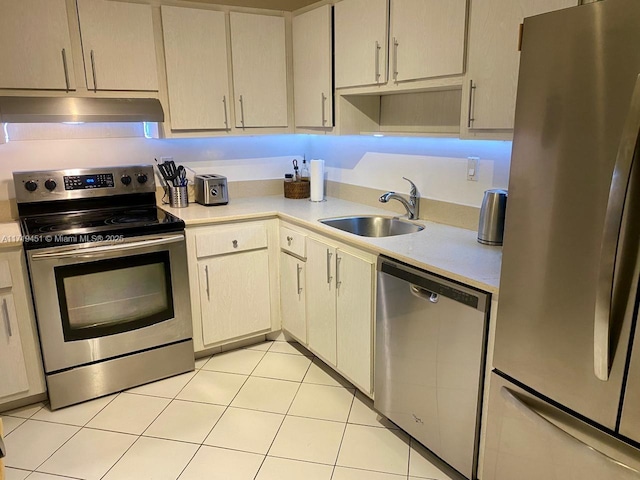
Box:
[485,0,640,478]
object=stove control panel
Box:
[13,165,156,203]
[64,173,114,190]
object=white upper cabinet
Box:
[77,0,158,92]
[389,0,466,82]
[230,12,288,128]
[293,4,333,128]
[465,0,577,130]
[334,0,389,89]
[161,6,230,130]
[0,0,75,90]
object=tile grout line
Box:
[174,342,272,480]
[5,397,104,476]
[99,363,212,480]
[252,351,315,480]
[8,341,436,480]
[329,388,357,480]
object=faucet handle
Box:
[402,177,418,196]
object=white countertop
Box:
[162,196,502,295]
[0,221,24,248]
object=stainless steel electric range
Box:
[13,165,194,410]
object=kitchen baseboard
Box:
[0,392,47,414]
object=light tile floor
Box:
[1,339,453,480]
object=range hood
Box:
[0,96,164,123]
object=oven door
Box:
[27,233,192,373]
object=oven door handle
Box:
[30,234,185,260]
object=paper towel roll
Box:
[310,159,325,202]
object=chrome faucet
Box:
[379,177,420,220]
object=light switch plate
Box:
[467,157,479,181]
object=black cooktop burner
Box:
[20,206,185,249]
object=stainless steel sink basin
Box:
[319,216,424,237]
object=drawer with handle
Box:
[196,223,268,258]
[280,227,306,258]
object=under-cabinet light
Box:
[3,123,9,143]
[143,122,153,139]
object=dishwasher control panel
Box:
[379,258,487,311]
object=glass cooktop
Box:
[20,206,185,249]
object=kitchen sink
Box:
[319,215,424,237]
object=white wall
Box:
[0,124,511,208]
[0,126,306,201]
[307,135,511,207]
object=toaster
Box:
[194,174,229,206]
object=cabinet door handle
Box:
[239,95,245,128]
[287,236,293,246]
[232,240,238,248]
[336,255,342,289]
[296,263,303,295]
[326,249,333,284]
[374,41,381,82]
[90,50,97,92]
[321,92,327,126]
[2,298,11,338]
[61,48,70,93]
[393,37,399,81]
[222,95,229,129]
[467,79,476,128]
[205,265,210,301]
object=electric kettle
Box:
[478,189,508,245]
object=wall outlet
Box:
[467,157,479,181]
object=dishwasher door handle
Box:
[410,284,439,303]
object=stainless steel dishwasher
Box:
[374,256,490,480]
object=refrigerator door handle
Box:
[501,387,640,474]
[595,74,640,381]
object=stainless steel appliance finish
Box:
[375,257,490,480]
[194,174,228,206]
[477,189,507,246]
[13,165,156,204]
[488,1,640,477]
[483,373,640,480]
[0,96,164,123]
[27,233,191,374]
[47,339,194,411]
[320,215,424,237]
[15,166,193,409]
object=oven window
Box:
[55,251,174,341]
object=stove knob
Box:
[44,179,57,191]
[24,180,38,192]
[137,174,148,184]
[121,175,132,186]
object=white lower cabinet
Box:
[199,249,271,345]
[0,291,29,398]
[335,249,374,392]
[288,231,375,395]
[186,220,280,352]
[306,238,338,365]
[0,248,46,408]
[280,251,306,342]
